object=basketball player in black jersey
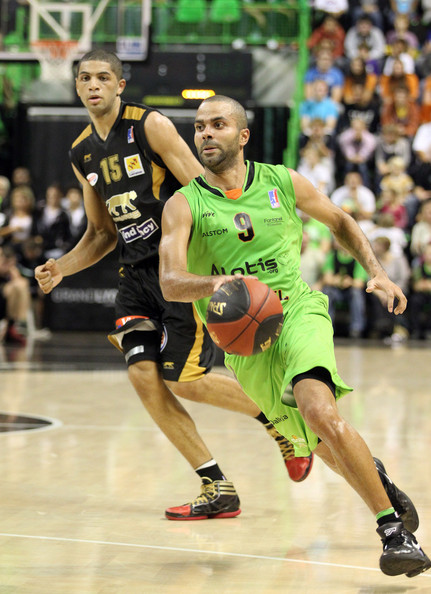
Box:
[35,49,313,520]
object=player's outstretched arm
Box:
[34,165,117,293]
[290,169,407,315]
[159,193,243,302]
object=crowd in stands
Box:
[300,0,431,341]
[0,166,86,345]
[3,1,431,346]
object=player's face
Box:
[194,102,248,173]
[75,60,125,116]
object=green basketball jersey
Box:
[180,161,352,454]
[182,161,311,323]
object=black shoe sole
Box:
[374,457,419,533]
[380,554,431,577]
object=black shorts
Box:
[108,258,215,382]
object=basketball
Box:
[206,277,283,356]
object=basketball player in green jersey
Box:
[34,50,314,523]
[159,94,431,577]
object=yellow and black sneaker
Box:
[265,423,314,482]
[165,478,241,521]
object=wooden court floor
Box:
[1,334,431,593]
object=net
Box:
[31,39,79,82]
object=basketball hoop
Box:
[31,39,79,83]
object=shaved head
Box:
[199,95,248,130]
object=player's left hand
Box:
[212,274,257,293]
[366,274,407,314]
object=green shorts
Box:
[225,290,352,456]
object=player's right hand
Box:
[34,258,63,294]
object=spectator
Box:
[330,171,376,230]
[342,56,378,105]
[386,13,420,51]
[389,0,419,21]
[409,155,431,215]
[357,41,382,74]
[422,0,431,27]
[312,0,349,27]
[379,58,420,104]
[300,79,340,137]
[11,166,32,188]
[367,236,410,340]
[374,123,411,189]
[420,75,431,122]
[416,31,431,78]
[304,48,345,104]
[383,38,416,76]
[410,198,431,258]
[321,240,368,338]
[338,81,381,133]
[351,0,387,30]
[32,183,71,260]
[0,184,36,258]
[378,186,409,230]
[344,14,386,62]
[380,155,414,204]
[307,15,346,62]
[367,212,409,259]
[64,186,86,247]
[298,117,335,162]
[0,174,10,217]
[337,117,377,187]
[297,145,335,194]
[380,85,421,139]
[299,230,326,290]
[0,244,31,345]
[412,120,431,163]
[300,210,333,254]
[409,242,431,339]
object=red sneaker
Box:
[265,423,314,482]
[165,478,241,520]
[284,451,314,482]
[6,322,27,346]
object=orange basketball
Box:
[206,277,283,356]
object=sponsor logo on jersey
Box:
[202,228,228,237]
[87,172,98,186]
[211,258,278,276]
[290,434,307,446]
[119,218,159,243]
[106,191,139,221]
[124,153,144,177]
[264,216,283,226]
[202,210,215,218]
[270,414,289,425]
[127,126,135,144]
[84,153,92,163]
[268,188,280,208]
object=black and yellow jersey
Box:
[70,101,180,265]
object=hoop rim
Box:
[30,39,79,59]
[31,39,79,48]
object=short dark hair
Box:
[200,95,248,130]
[76,49,123,80]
